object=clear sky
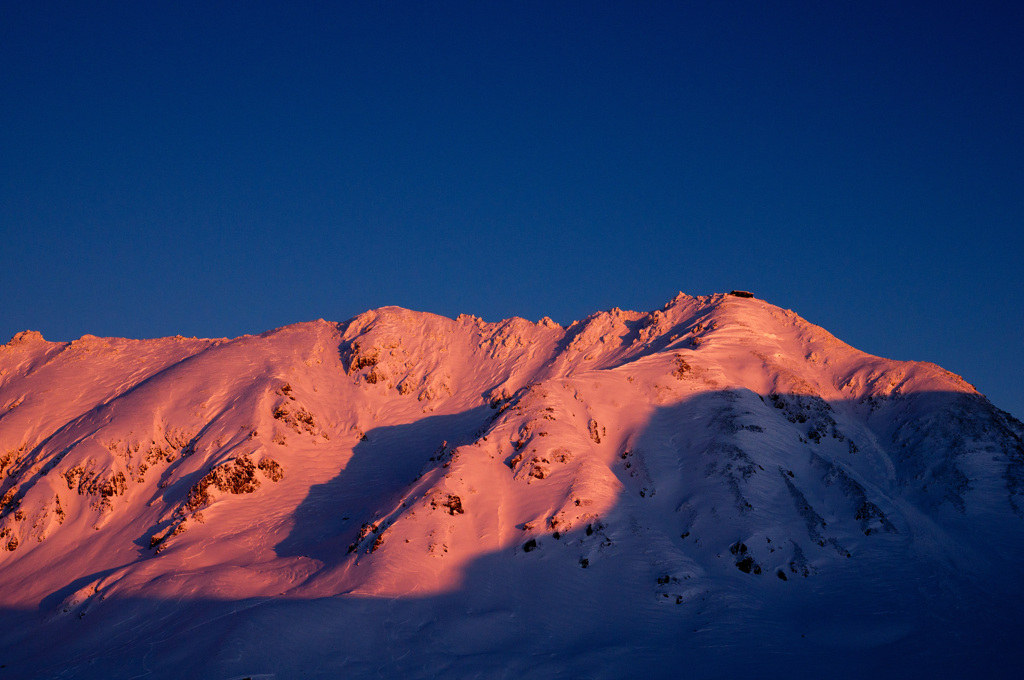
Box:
[2,1,1022,418]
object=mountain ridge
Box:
[0,292,1021,677]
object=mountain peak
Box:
[4,329,46,346]
[0,293,1020,676]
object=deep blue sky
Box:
[2,2,1022,417]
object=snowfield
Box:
[0,292,1021,678]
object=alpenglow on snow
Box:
[0,292,1021,678]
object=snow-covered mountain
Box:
[1,292,1021,678]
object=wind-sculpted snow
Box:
[0,292,1021,678]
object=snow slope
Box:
[0,293,1022,678]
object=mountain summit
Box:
[1,293,1021,678]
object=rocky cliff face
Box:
[1,292,1021,678]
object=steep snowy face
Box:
[0,293,1022,676]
